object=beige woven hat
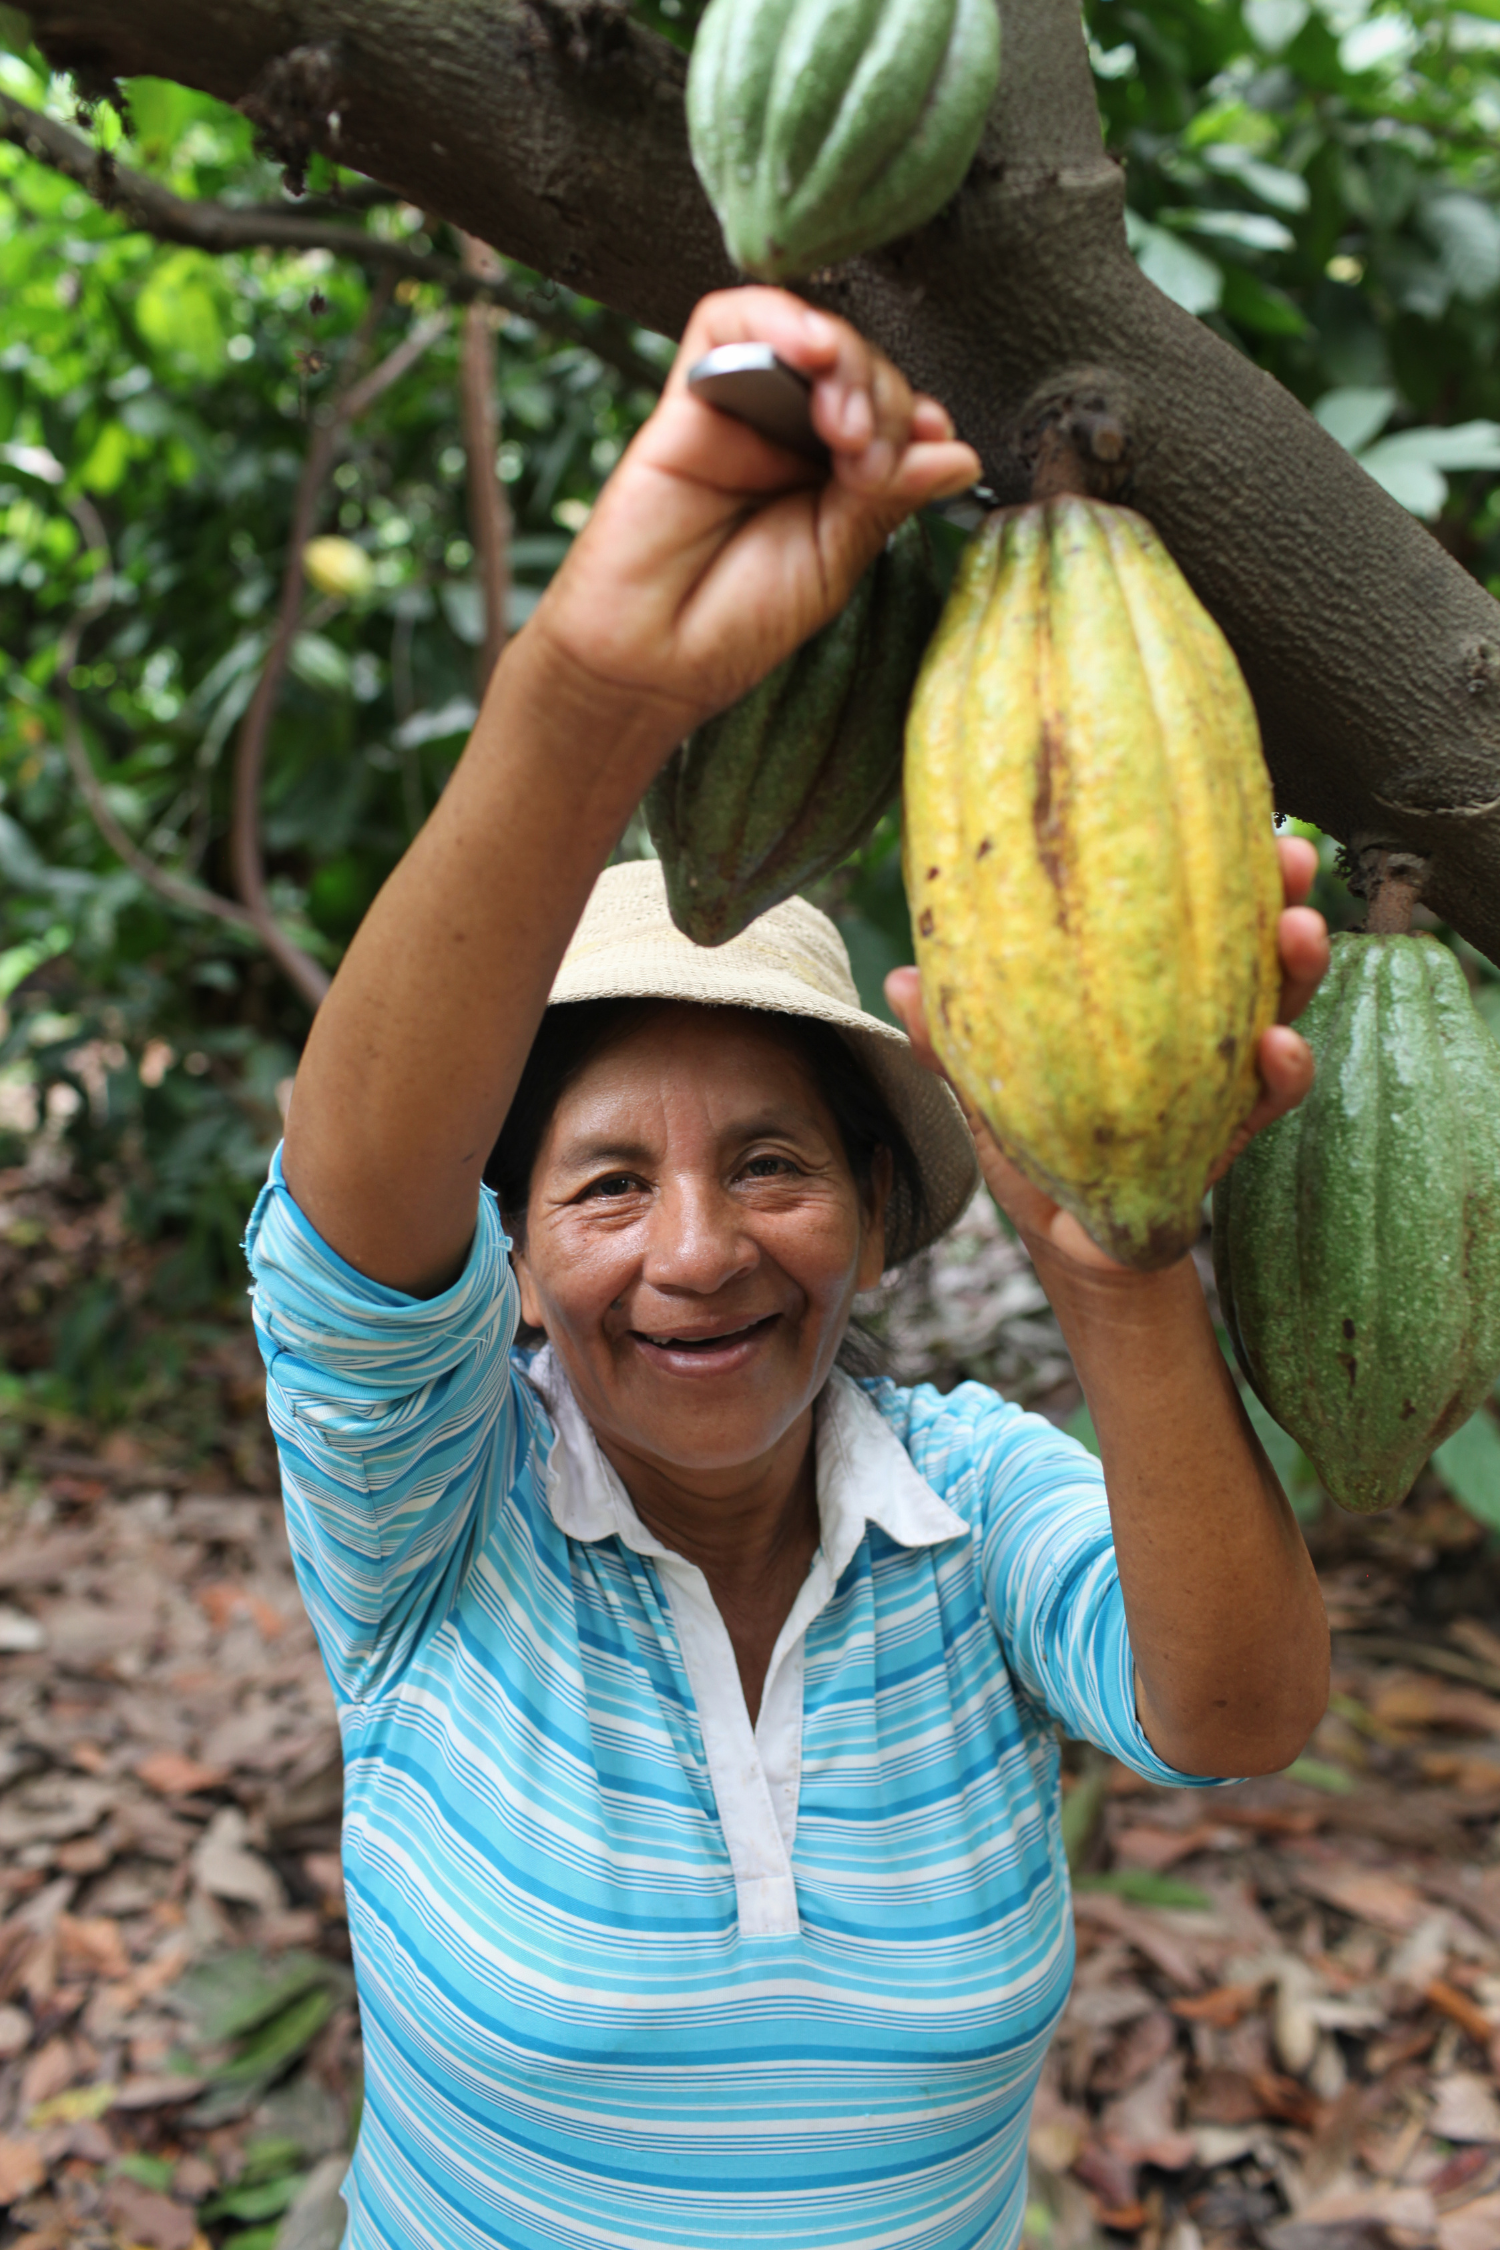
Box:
[546,860,979,1264]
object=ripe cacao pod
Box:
[686,0,1000,283]
[1213,932,1500,1513]
[302,536,374,602]
[647,518,940,947]
[903,496,1281,1270]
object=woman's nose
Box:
[642,1177,755,1294]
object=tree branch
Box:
[0,89,666,393]
[56,498,328,990]
[27,0,1500,959]
[228,286,448,1011]
[458,232,512,689]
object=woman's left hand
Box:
[885,834,1330,1277]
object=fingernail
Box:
[803,310,838,351]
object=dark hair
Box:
[486,997,929,1276]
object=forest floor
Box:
[4,1184,1500,2249]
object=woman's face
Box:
[513,1006,889,1490]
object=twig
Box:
[0,91,665,394]
[56,498,275,942]
[458,232,512,692]
[229,281,447,1011]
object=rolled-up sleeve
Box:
[244,1147,520,1701]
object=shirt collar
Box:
[521,1345,969,1573]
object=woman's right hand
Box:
[525,287,980,741]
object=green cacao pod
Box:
[686,0,1000,283]
[903,496,1282,1271]
[647,517,940,947]
[1213,932,1500,1513]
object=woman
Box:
[248,287,1331,2250]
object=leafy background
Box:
[3,0,1500,1516]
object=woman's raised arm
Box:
[280,289,979,1296]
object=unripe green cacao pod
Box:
[903,496,1282,1271]
[302,536,374,602]
[1213,932,1500,1513]
[646,518,940,948]
[686,0,1000,283]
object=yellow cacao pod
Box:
[302,535,374,602]
[903,496,1281,1270]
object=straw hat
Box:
[546,860,979,1264]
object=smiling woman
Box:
[247,286,1331,2250]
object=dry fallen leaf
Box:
[190,1806,286,1914]
[1429,2074,1500,2145]
[0,2135,46,2206]
[135,1750,231,1799]
[1436,2188,1500,2250]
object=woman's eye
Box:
[742,1154,795,1179]
[583,1174,642,1200]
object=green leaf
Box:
[1221,267,1309,334]
[199,2171,305,2223]
[113,2153,176,2192]
[1283,1754,1356,1793]
[1421,194,1500,304]
[1314,386,1397,453]
[1339,15,1417,72]
[134,249,228,377]
[0,8,32,54]
[1434,1408,1500,1533]
[1243,0,1309,50]
[1164,207,1297,252]
[1202,146,1311,214]
[1356,451,1448,518]
[1126,213,1223,313]
[169,1949,333,2046]
[1074,1869,1213,1909]
[289,632,353,695]
[1363,421,1500,471]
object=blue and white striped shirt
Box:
[247,1151,1217,2250]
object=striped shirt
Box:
[246,1151,1218,2250]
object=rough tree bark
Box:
[28,0,1500,957]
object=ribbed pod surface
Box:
[1214,933,1500,1511]
[686,0,1000,282]
[903,497,1282,1269]
[648,518,939,946]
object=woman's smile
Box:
[628,1308,782,1373]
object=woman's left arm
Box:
[889,836,1331,1778]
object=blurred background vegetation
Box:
[3,0,1500,1511]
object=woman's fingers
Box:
[1208,1024,1316,1182]
[1276,833,1318,908]
[662,285,978,511]
[1277,904,1330,1026]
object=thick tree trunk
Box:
[31,0,1500,956]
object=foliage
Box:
[3,0,1500,1503]
[0,43,663,1399]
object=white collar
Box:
[521,1345,970,1577]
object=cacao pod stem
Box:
[1355,843,1428,935]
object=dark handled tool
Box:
[685,341,991,523]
